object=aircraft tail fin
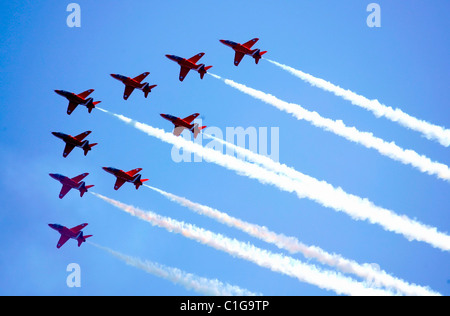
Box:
[133,174,149,190]
[79,183,94,197]
[252,49,267,64]
[198,65,213,79]
[83,142,98,156]
[192,124,207,139]
[87,101,101,113]
[143,84,157,98]
[78,234,93,247]
[135,179,149,190]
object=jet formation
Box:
[50,37,267,247]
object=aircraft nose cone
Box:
[49,173,62,180]
[160,114,168,119]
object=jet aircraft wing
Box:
[234,52,246,66]
[173,126,186,137]
[182,113,200,124]
[123,85,135,100]
[67,102,78,115]
[242,38,259,49]
[77,89,95,99]
[63,143,76,158]
[126,168,143,177]
[133,72,150,83]
[179,67,191,82]
[114,178,127,190]
[71,173,89,183]
[187,53,205,64]
[56,235,70,249]
[74,131,91,141]
[70,223,88,233]
[59,185,72,199]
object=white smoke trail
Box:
[91,192,395,296]
[265,59,450,147]
[208,73,450,182]
[95,107,450,252]
[89,242,259,296]
[144,184,440,296]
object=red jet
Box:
[52,131,98,158]
[220,38,267,66]
[54,89,102,115]
[160,113,206,139]
[165,53,213,81]
[110,72,157,100]
[49,173,94,199]
[48,223,92,249]
[102,167,149,190]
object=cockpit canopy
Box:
[165,114,177,120]
[168,55,183,62]
[224,40,237,46]
[115,74,127,80]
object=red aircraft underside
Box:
[54,89,102,115]
[49,223,92,248]
[49,173,94,199]
[102,167,149,190]
[165,53,213,81]
[219,38,267,66]
[110,72,157,100]
[52,131,98,157]
[160,113,207,139]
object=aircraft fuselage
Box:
[220,40,254,55]
[102,167,140,182]
[111,74,146,89]
[165,55,202,71]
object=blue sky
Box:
[0,1,449,295]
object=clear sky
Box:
[0,1,449,296]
